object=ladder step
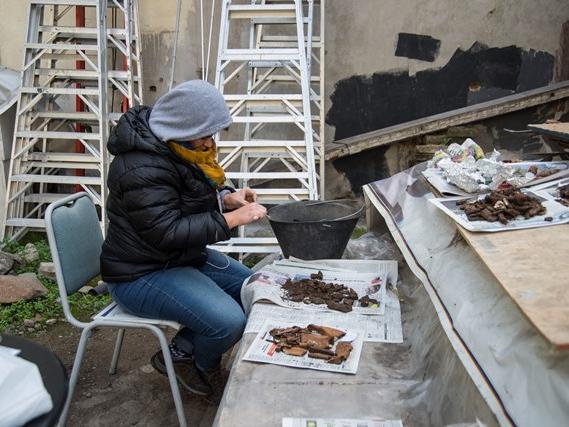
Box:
[27,152,101,162]
[21,86,100,96]
[224,94,303,102]
[32,112,99,121]
[39,26,129,38]
[222,49,299,61]
[25,43,99,51]
[31,0,98,5]
[217,140,306,147]
[24,193,76,203]
[27,161,101,170]
[226,172,309,179]
[231,116,302,123]
[34,69,134,80]
[16,130,101,140]
[10,174,101,185]
[229,4,295,17]
[5,218,46,228]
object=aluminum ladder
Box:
[213,0,324,254]
[2,0,143,241]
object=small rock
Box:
[23,319,36,328]
[140,364,155,374]
[27,327,35,333]
[0,273,48,303]
[46,319,57,325]
[34,323,42,330]
[0,251,14,274]
[22,243,39,264]
[38,262,56,280]
[83,392,92,398]
[78,286,92,294]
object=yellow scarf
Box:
[168,141,226,188]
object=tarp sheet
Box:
[365,163,569,427]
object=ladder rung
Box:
[5,218,46,228]
[253,188,309,195]
[31,0,124,6]
[25,43,99,51]
[27,152,101,162]
[225,94,303,102]
[24,193,75,203]
[16,130,101,140]
[27,161,100,170]
[10,174,101,185]
[34,69,133,80]
[222,49,299,61]
[39,26,128,38]
[226,172,309,179]
[229,4,295,16]
[231,116,301,123]
[21,87,100,96]
[217,140,306,147]
[32,112,99,121]
[210,244,281,254]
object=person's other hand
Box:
[223,202,267,228]
[223,187,257,210]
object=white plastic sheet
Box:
[0,346,53,427]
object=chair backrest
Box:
[45,192,103,300]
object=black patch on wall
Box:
[327,42,555,141]
[395,33,441,62]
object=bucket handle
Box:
[305,200,365,222]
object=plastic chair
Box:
[45,192,187,427]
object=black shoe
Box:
[151,350,213,396]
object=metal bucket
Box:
[268,199,363,260]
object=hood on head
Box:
[107,106,171,156]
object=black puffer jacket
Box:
[100,106,231,282]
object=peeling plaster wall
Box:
[1,1,568,196]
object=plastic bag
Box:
[0,346,53,427]
[343,232,403,263]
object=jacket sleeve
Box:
[120,164,231,251]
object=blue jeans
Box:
[107,249,251,370]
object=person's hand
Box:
[223,202,267,228]
[223,187,257,210]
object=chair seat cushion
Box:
[93,302,181,330]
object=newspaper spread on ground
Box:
[245,291,403,343]
[243,320,364,374]
[282,418,403,427]
[429,193,569,232]
[241,259,399,316]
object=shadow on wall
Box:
[326,41,555,141]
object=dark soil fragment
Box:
[556,184,569,207]
[281,276,359,313]
[269,325,354,365]
[358,295,379,307]
[458,188,546,224]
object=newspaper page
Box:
[282,418,403,427]
[428,194,569,232]
[243,320,364,374]
[241,260,399,316]
[245,288,403,343]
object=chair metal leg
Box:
[149,326,187,427]
[109,328,125,375]
[57,325,93,427]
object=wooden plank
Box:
[325,81,569,161]
[528,122,569,142]
[457,226,569,349]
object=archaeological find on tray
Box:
[240,258,399,316]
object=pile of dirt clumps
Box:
[269,324,353,364]
[458,188,546,224]
[281,271,358,313]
